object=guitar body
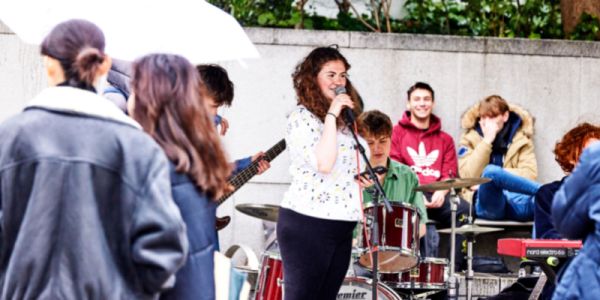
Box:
[215,139,286,231]
[215,216,230,231]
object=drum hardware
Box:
[254,251,284,300]
[358,203,420,273]
[437,224,504,235]
[414,177,491,192]
[236,203,280,223]
[224,244,260,291]
[415,176,493,300]
[344,119,394,300]
[338,277,402,300]
[438,218,505,300]
[381,257,448,290]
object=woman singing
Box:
[277,46,364,299]
[129,54,231,300]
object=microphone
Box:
[334,86,355,125]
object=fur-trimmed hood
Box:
[460,102,535,138]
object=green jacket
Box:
[362,159,428,224]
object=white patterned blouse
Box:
[281,105,368,221]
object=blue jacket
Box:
[552,142,600,299]
[160,163,218,300]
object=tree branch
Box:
[371,0,381,32]
[383,0,392,33]
[348,1,379,32]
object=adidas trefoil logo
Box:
[406,142,441,177]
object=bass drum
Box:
[337,277,402,300]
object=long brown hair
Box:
[41,19,106,90]
[292,46,362,126]
[554,122,600,173]
[131,54,231,199]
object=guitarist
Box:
[196,64,270,176]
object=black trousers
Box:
[276,207,357,300]
[425,192,470,271]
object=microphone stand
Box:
[344,119,392,300]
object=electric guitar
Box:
[215,139,287,230]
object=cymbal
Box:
[438,224,504,235]
[414,177,491,192]
[236,203,279,222]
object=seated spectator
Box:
[391,82,469,270]
[458,95,540,221]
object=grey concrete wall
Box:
[1,24,599,258]
[0,22,45,118]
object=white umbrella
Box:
[0,0,260,63]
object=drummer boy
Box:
[356,110,428,238]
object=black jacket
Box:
[533,178,564,239]
[0,87,188,299]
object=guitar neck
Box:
[216,139,286,205]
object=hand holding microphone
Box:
[328,85,355,125]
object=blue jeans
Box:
[475,165,541,221]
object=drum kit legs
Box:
[417,177,504,300]
[241,177,504,300]
[244,202,448,300]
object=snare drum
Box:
[383,257,448,289]
[255,252,284,300]
[338,277,402,300]
[358,203,420,272]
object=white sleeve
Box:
[286,108,321,171]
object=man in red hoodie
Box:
[391,81,469,271]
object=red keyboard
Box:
[498,238,582,258]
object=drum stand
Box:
[415,177,493,300]
[447,188,460,300]
[465,199,476,300]
[345,120,393,300]
[448,190,479,300]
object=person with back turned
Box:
[0,19,188,299]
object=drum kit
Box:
[236,177,500,300]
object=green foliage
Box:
[208,0,299,28]
[207,0,599,41]
[570,13,600,41]
[400,0,563,39]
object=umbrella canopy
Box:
[0,0,260,63]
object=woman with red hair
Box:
[535,122,600,239]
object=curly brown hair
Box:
[292,46,362,127]
[554,122,600,173]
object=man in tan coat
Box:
[458,95,540,221]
